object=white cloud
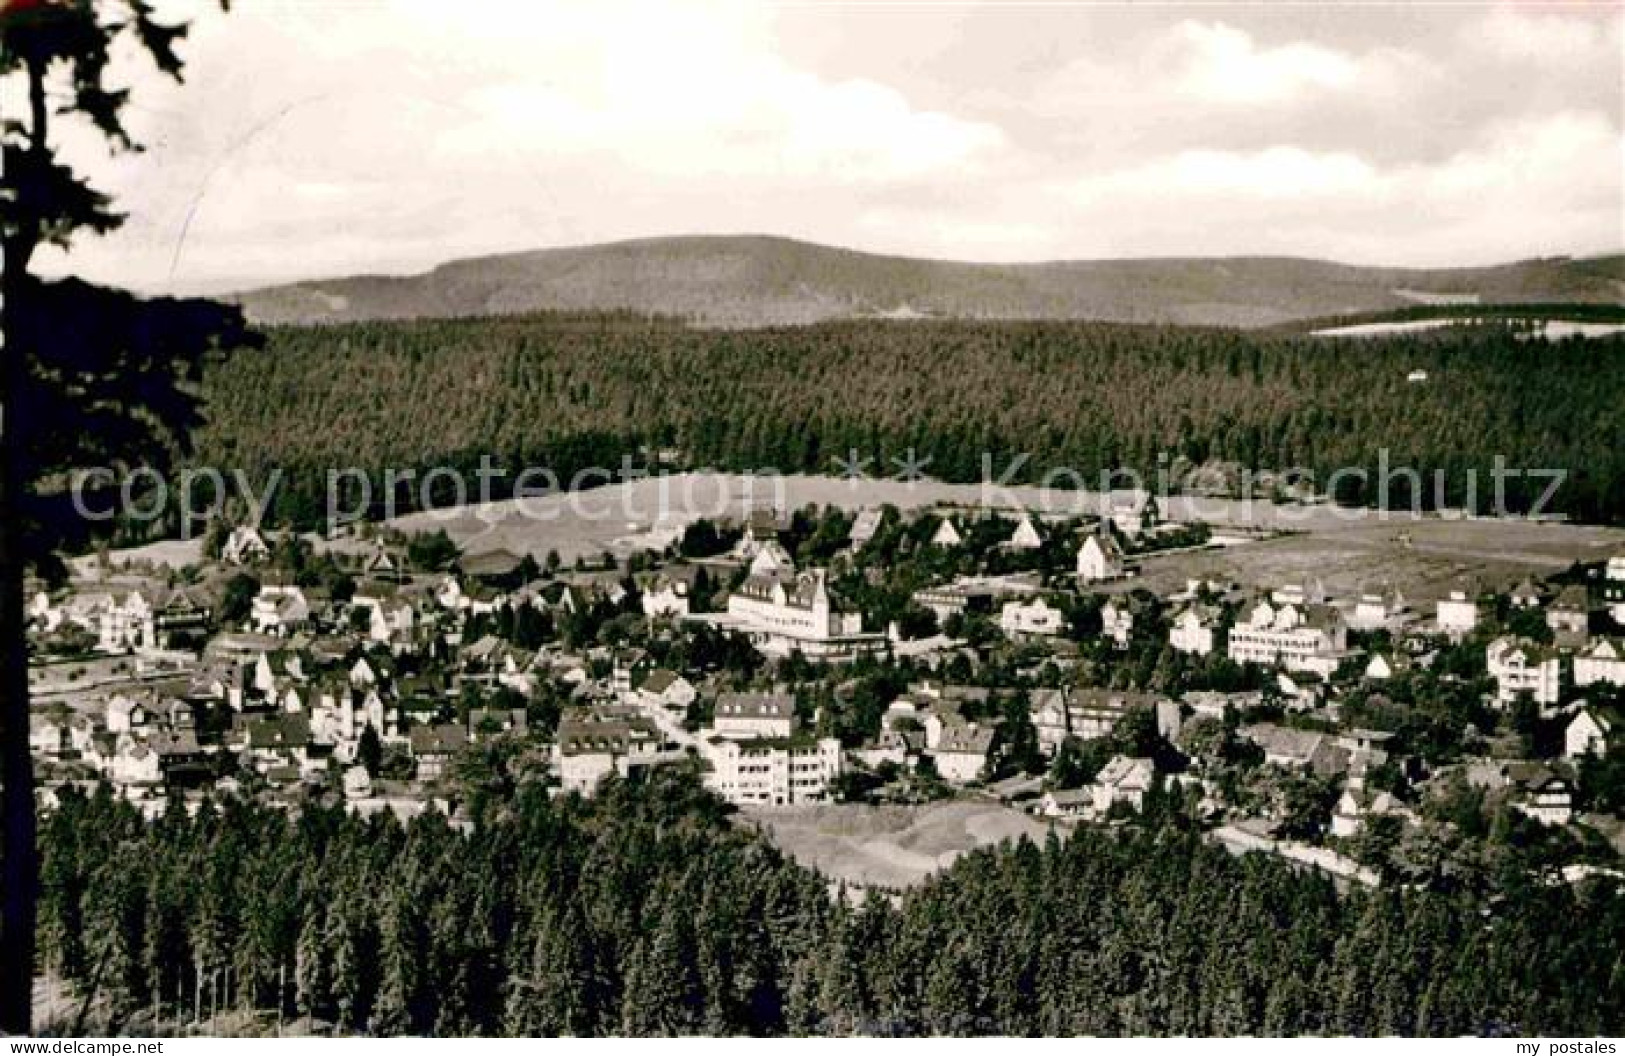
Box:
[19,0,1623,289]
[1097,146,1379,200]
[1472,5,1619,62]
[1170,22,1364,104]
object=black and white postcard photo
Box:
[1,0,1621,1046]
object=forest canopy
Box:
[35,768,1625,1037]
[186,313,1625,528]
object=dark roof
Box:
[641,668,681,694]
[715,692,795,720]
[247,716,312,750]
[935,723,996,755]
[410,724,469,756]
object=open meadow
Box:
[739,799,1054,891]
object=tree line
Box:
[35,767,1625,1036]
[184,314,1625,530]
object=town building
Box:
[713,692,796,740]
[1090,755,1155,813]
[1169,603,1223,657]
[222,526,271,566]
[724,559,883,659]
[1100,599,1134,648]
[1226,599,1349,676]
[1575,637,1625,688]
[1486,636,1566,706]
[1076,534,1124,584]
[931,517,964,548]
[1565,706,1617,759]
[928,722,996,784]
[554,716,662,796]
[703,735,842,806]
[1005,515,1043,550]
[1436,587,1480,638]
[1546,585,1593,643]
[1605,548,1625,622]
[999,596,1065,637]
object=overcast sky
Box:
[25,0,1625,293]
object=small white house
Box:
[1100,599,1134,648]
[1169,605,1222,657]
[1006,515,1043,551]
[1349,590,1403,631]
[1076,534,1124,584]
[1436,589,1480,638]
[223,526,271,566]
[931,517,963,548]
[1575,638,1625,688]
[999,597,1065,638]
[1363,652,1412,682]
[251,585,310,636]
[641,581,691,619]
[1565,707,1616,759]
[1091,755,1155,814]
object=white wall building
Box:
[1226,600,1348,676]
[1486,636,1565,706]
[726,562,884,659]
[1006,515,1043,550]
[704,736,842,806]
[1169,604,1222,657]
[1575,638,1625,688]
[929,722,996,785]
[1101,599,1134,648]
[712,692,796,740]
[1076,534,1124,583]
[1606,549,1625,622]
[999,596,1065,637]
[1436,589,1480,638]
[1091,755,1155,813]
[1565,707,1615,759]
[97,592,156,654]
[554,717,662,796]
[1349,590,1403,631]
[642,582,691,619]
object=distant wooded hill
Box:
[228,235,1625,329]
[186,313,1625,529]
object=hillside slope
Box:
[230,235,1624,328]
[193,315,1625,526]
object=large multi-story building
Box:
[725,555,883,659]
[703,735,843,806]
[1606,549,1625,623]
[1486,636,1566,706]
[713,692,796,740]
[1226,599,1348,677]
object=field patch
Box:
[740,799,1052,890]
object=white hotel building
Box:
[702,692,841,806]
[723,551,884,659]
[1226,600,1349,677]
